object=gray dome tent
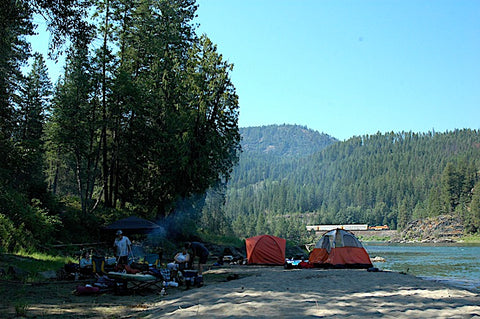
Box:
[308,229,372,268]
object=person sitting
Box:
[167,248,190,280]
[79,251,93,275]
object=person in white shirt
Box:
[113,230,131,265]
[167,248,190,279]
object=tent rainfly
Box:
[104,216,161,234]
[309,229,372,268]
[246,235,286,265]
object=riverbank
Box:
[2,265,479,318]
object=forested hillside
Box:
[230,125,337,187]
[225,127,480,241]
[239,125,337,157]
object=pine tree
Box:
[47,40,100,217]
[0,0,34,137]
[15,53,52,197]
[466,184,480,233]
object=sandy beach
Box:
[143,266,480,318]
[2,265,479,318]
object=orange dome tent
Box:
[309,229,372,268]
[246,235,286,265]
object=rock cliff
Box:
[398,214,464,243]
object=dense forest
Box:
[0,0,240,252]
[2,1,480,254]
[224,125,480,241]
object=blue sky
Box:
[31,0,480,141]
[195,0,480,140]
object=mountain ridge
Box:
[239,124,338,158]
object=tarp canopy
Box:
[309,229,372,269]
[104,216,161,234]
[246,235,286,265]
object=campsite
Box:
[2,259,480,318]
[2,0,480,317]
[2,229,480,318]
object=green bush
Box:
[0,213,17,252]
[0,185,62,252]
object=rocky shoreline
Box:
[393,214,465,243]
[357,214,469,244]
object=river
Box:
[364,242,480,292]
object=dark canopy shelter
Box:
[104,216,161,234]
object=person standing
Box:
[185,241,209,285]
[113,230,131,266]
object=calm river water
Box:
[364,243,480,292]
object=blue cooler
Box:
[183,269,198,288]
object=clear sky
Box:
[195,0,480,140]
[31,0,480,141]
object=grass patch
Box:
[359,235,391,242]
[460,234,480,243]
[14,250,73,271]
[0,251,75,282]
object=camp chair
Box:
[143,254,160,268]
[92,255,105,275]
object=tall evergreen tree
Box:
[15,53,52,198]
[48,40,100,217]
[466,184,480,233]
[441,162,463,214]
[0,0,34,137]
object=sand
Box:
[2,265,479,318]
[143,266,480,318]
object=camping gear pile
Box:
[71,254,178,296]
[72,256,202,295]
[66,248,199,295]
[284,258,314,269]
[60,216,209,296]
[71,255,161,296]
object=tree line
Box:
[0,0,240,252]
